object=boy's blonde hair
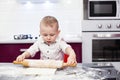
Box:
[40,16,59,30]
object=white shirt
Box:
[27,36,70,60]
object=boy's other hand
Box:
[16,54,25,62]
[67,56,77,66]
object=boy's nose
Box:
[47,36,51,40]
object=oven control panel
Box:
[82,20,120,31]
[97,24,120,29]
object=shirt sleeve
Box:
[26,40,40,57]
[59,39,71,53]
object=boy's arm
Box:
[21,51,31,58]
[65,47,77,65]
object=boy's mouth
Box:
[45,41,56,44]
[47,41,51,43]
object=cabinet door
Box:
[68,43,82,63]
[0,43,82,62]
[0,43,40,62]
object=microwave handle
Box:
[117,0,120,17]
[93,34,120,38]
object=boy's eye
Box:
[42,34,55,37]
[43,34,48,36]
[50,34,55,36]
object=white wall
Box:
[0,0,83,39]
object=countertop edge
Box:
[0,39,82,44]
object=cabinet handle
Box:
[20,49,27,52]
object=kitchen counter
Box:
[0,40,37,44]
[0,34,82,44]
[0,63,103,80]
[0,39,82,44]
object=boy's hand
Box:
[16,52,31,62]
[67,56,77,66]
[16,54,25,62]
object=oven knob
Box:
[107,70,111,75]
[98,71,102,75]
[116,71,120,75]
[116,24,120,28]
[107,24,111,28]
[98,24,102,28]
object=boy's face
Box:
[40,24,60,44]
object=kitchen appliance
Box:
[82,63,120,80]
[14,34,33,40]
[88,0,120,20]
[82,20,120,71]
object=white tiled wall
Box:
[0,0,83,41]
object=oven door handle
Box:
[93,34,120,38]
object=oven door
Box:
[93,34,120,62]
[82,32,120,63]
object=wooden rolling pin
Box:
[13,59,77,68]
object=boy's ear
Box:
[57,30,60,34]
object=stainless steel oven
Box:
[82,20,120,71]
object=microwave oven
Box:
[88,0,120,20]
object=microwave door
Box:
[89,1,117,19]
